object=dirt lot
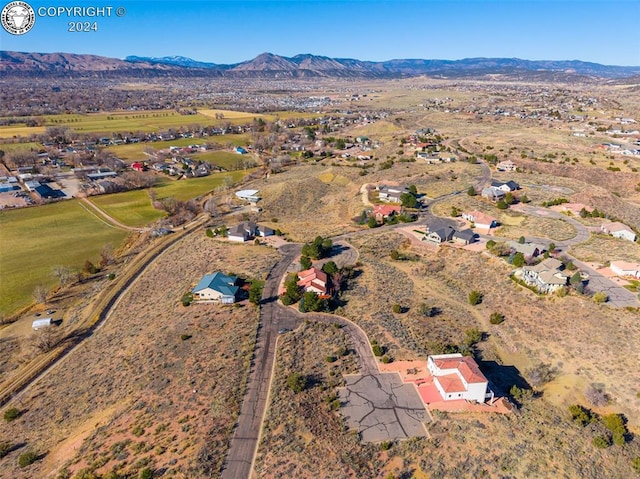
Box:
[0,234,280,479]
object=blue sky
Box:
[1,0,639,66]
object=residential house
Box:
[373,204,402,223]
[520,258,568,293]
[508,241,546,258]
[191,272,239,303]
[481,186,506,201]
[609,260,640,279]
[427,354,492,403]
[452,229,478,245]
[377,185,409,203]
[235,189,261,203]
[600,222,637,242]
[490,180,520,192]
[297,267,329,295]
[424,226,456,244]
[228,221,274,242]
[462,210,498,230]
[496,160,517,172]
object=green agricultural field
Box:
[89,190,165,228]
[87,171,248,227]
[196,151,256,170]
[0,108,259,139]
[152,170,247,202]
[0,142,42,152]
[0,201,129,316]
[105,134,250,160]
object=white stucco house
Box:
[609,260,640,279]
[427,354,492,403]
[600,222,637,242]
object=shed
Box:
[32,317,53,330]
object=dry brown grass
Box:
[569,234,640,264]
[0,233,280,479]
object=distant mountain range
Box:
[2,51,640,80]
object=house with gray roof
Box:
[519,258,568,293]
[192,272,239,303]
[481,186,506,201]
[228,221,274,242]
[452,229,478,245]
[508,240,546,258]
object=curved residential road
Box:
[221,241,376,479]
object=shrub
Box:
[372,344,384,357]
[593,291,608,303]
[467,186,476,196]
[205,228,214,238]
[632,457,640,474]
[108,273,116,280]
[489,312,505,324]
[592,435,611,449]
[287,372,307,393]
[392,303,402,314]
[496,200,508,210]
[468,290,483,305]
[180,334,192,341]
[381,355,392,364]
[139,468,154,479]
[326,355,337,363]
[0,441,12,458]
[180,292,193,307]
[568,404,594,426]
[18,451,38,467]
[390,250,400,260]
[4,407,20,422]
[602,413,627,445]
[486,239,496,249]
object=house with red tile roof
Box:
[427,354,492,403]
[373,204,402,222]
[297,267,329,295]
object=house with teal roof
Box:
[192,272,239,304]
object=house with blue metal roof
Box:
[191,272,239,304]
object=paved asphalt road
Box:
[220,244,301,479]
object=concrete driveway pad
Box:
[339,373,429,443]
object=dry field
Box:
[0,233,280,479]
[569,234,640,264]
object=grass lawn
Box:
[88,170,249,227]
[195,151,256,170]
[0,200,129,316]
[89,190,165,228]
[0,142,42,152]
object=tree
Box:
[372,344,384,356]
[203,198,218,217]
[322,261,338,275]
[248,280,264,305]
[0,441,12,459]
[205,228,214,238]
[82,260,98,275]
[518,236,526,244]
[219,225,228,238]
[300,255,312,270]
[496,200,508,210]
[52,265,73,287]
[367,216,378,228]
[486,239,496,250]
[519,194,530,203]
[32,285,48,305]
[418,302,436,317]
[569,271,582,285]
[400,192,418,208]
[568,404,594,426]
[548,242,556,253]
[467,186,477,196]
[100,243,115,267]
[464,327,482,347]
[139,468,154,479]
[299,291,326,312]
[451,206,460,217]
[504,192,515,205]
[287,372,307,393]
[408,184,418,195]
[632,457,640,474]
[468,290,483,305]
[512,252,525,267]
